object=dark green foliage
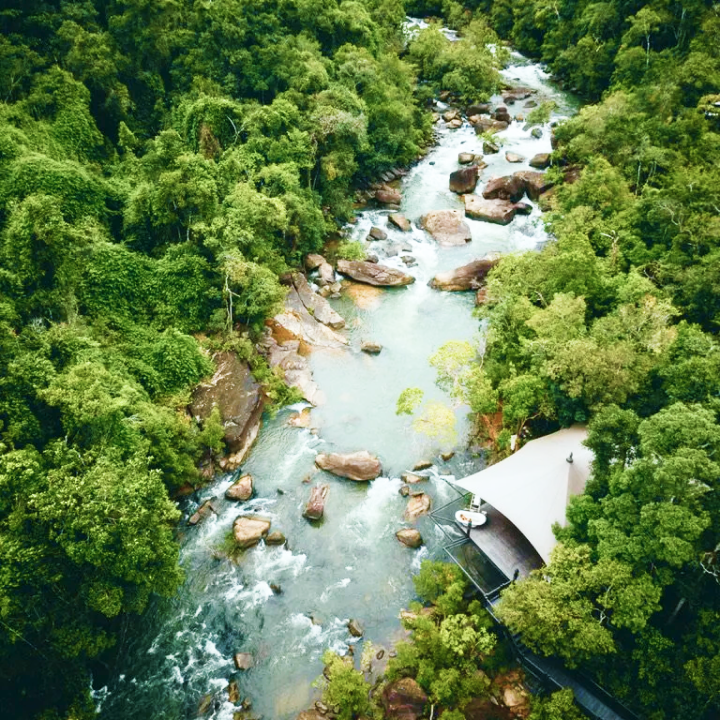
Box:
[0,2,440,716]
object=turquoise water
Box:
[97,48,576,720]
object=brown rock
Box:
[225,474,254,501]
[443,108,460,122]
[482,175,526,203]
[396,528,423,548]
[514,170,554,200]
[292,273,345,330]
[305,253,326,271]
[375,188,402,205]
[266,531,286,546]
[494,105,511,123]
[382,678,428,720]
[227,680,240,704]
[288,407,312,428]
[404,493,431,521]
[368,226,387,241]
[388,213,412,232]
[361,341,382,354]
[233,516,271,549]
[458,152,476,165]
[441,451,455,461]
[337,259,415,287]
[466,103,490,116]
[429,257,498,291]
[447,118,463,129]
[464,195,519,225]
[483,140,500,154]
[317,262,335,286]
[400,484,410,497]
[188,498,218,526]
[505,152,525,163]
[401,472,425,484]
[303,484,329,521]
[233,652,254,670]
[189,351,264,462]
[413,460,433,471]
[297,712,325,720]
[449,165,480,194]
[529,153,551,169]
[420,210,472,247]
[315,450,382,481]
[347,618,364,637]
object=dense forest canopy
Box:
[3,0,720,718]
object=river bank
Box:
[96,46,579,720]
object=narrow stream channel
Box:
[97,42,579,720]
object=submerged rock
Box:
[396,528,424,548]
[361,341,383,354]
[315,450,382,481]
[429,257,499,291]
[303,484,329,521]
[483,140,500,154]
[188,498,218,526]
[225,474,254,501]
[265,531,286,546]
[337,259,415,287]
[420,209,472,247]
[233,516,272,549]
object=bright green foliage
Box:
[315,651,373,720]
[529,689,586,720]
[396,387,425,415]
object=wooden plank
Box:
[469,504,543,580]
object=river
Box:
[97,42,579,720]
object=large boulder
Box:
[466,103,490,116]
[233,515,272,549]
[388,213,412,232]
[529,153,551,169]
[429,258,498,291]
[189,351,264,465]
[337,259,415,287]
[225,474,254,501]
[291,273,345,330]
[317,261,335,286]
[464,195,521,225]
[404,493,431,521]
[270,285,348,349]
[420,210,472,247]
[375,187,402,205]
[449,165,480,194]
[482,175,526,203]
[303,484,329,521]
[494,105,512,123]
[305,253,326,271]
[315,450,382,481]
[396,528,424,548]
[514,170,554,200]
[263,337,324,406]
[382,678,428,720]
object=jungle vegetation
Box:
[403,0,720,717]
[0,2,508,717]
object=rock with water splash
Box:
[396,528,424,548]
[420,209,472,247]
[188,498,218,526]
[404,493,431,521]
[303,484,329,521]
[449,165,480,194]
[233,516,272,549]
[265,531,286,546]
[388,213,412,232]
[337,259,415,287]
[429,257,499,291]
[225,474,254,501]
[233,652,255,670]
[368,226,388,241]
[347,618,364,637]
[482,175,526,203]
[315,450,382,481]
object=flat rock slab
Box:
[464,195,520,225]
[233,515,272,549]
[292,273,345,330]
[429,257,499,291]
[315,450,382,481]
[337,259,415,287]
[271,286,348,348]
[420,209,472,247]
[189,351,264,460]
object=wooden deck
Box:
[468,503,543,581]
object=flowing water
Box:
[97,45,579,720]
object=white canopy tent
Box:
[453,426,593,564]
